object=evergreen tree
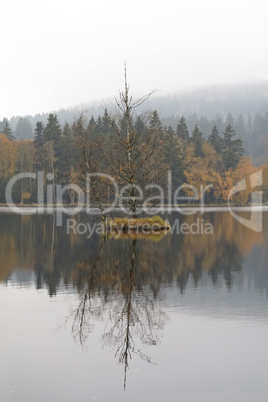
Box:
[43,114,62,178]
[33,121,44,148]
[43,114,62,143]
[135,115,144,131]
[221,124,244,169]
[208,125,222,154]
[164,125,185,189]
[62,122,71,138]
[150,110,162,129]
[95,116,103,134]
[176,116,189,141]
[3,120,15,140]
[89,116,95,127]
[149,110,163,139]
[191,125,204,157]
[14,117,32,139]
[58,122,76,181]
[234,115,246,138]
[33,121,44,170]
[102,109,112,134]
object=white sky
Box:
[1,0,268,119]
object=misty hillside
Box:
[1,82,268,164]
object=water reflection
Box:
[0,212,267,293]
[70,236,166,389]
[1,211,268,398]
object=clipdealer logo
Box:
[228,170,263,233]
[4,170,264,234]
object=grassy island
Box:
[106,215,170,233]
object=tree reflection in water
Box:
[0,212,266,293]
[1,211,267,388]
[71,236,107,345]
[70,234,166,390]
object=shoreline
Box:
[0,205,267,214]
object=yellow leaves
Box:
[232,157,257,204]
[22,192,31,200]
[183,143,259,204]
[214,170,234,201]
[212,157,258,203]
[0,136,36,207]
[183,142,220,198]
[0,134,18,178]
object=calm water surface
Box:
[0,211,268,402]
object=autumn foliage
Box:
[0,108,267,205]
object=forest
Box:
[0,108,267,205]
[1,82,268,165]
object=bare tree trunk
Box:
[117,64,152,218]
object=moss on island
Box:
[106,215,170,233]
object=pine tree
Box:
[43,114,61,143]
[33,121,44,148]
[221,124,244,169]
[33,121,44,170]
[191,125,204,157]
[234,115,246,138]
[149,110,163,139]
[176,116,189,141]
[164,125,185,188]
[15,117,32,139]
[3,120,15,140]
[95,116,103,134]
[89,116,95,126]
[43,114,62,178]
[59,122,76,181]
[62,122,71,138]
[150,110,162,129]
[102,109,112,134]
[208,125,222,154]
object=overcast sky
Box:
[1,0,268,119]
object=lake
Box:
[0,210,268,401]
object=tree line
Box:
[1,99,268,165]
[0,108,267,205]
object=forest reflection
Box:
[0,211,267,389]
[0,212,266,293]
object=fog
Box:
[1,0,268,119]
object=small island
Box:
[106,215,171,234]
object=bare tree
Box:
[73,65,167,220]
[102,64,167,217]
